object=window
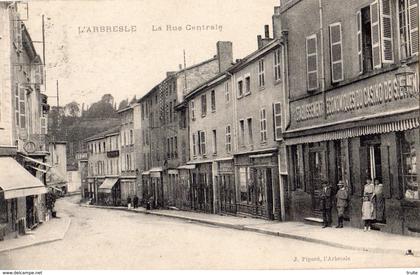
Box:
[210,90,216,112]
[212,129,217,155]
[398,0,419,59]
[239,120,245,146]
[357,0,395,74]
[173,99,177,122]
[130,129,133,145]
[329,22,344,83]
[260,108,267,142]
[169,101,173,123]
[174,136,178,158]
[192,133,197,157]
[258,59,265,87]
[247,118,253,145]
[167,138,171,159]
[123,131,127,146]
[225,125,232,153]
[99,142,101,153]
[225,82,230,102]
[190,100,195,120]
[199,131,206,155]
[292,145,303,190]
[141,103,145,120]
[239,167,252,204]
[245,76,251,95]
[103,141,106,152]
[274,49,282,81]
[18,87,26,128]
[41,116,47,135]
[399,130,418,200]
[306,34,319,91]
[0,197,8,223]
[237,79,244,98]
[273,102,282,140]
[201,94,207,117]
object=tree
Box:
[65,101,80,117]
[101,94,114,105]
[118,99,129,110]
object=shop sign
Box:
[293,70,419,124]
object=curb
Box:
[79,204,407,256]
[0,217,72,254]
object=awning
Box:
[22,155,52,168]
[177,165,196,170]
[285,117,420,145]
[98,178,119,193]
[0,157,47,199]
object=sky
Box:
[24,0,280,107]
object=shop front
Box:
[191,163,213,213]
[98,177,120,206]
[166,169,179,208]
[176,165,195,210]
[149,167,164,208]
[285,64,419,235]
[235,151,280,220]
[120,177,137,206]
[217,160,236,215]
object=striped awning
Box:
[285,117,420,145]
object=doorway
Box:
[309,144,328,215]
[219,174,236,214]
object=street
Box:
[0,196,419,269]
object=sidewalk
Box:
[0,213,71,254]
[81,203,420,256]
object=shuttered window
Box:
[380,0,394,63]
[190,100,195,120]
[192,133,197,157]
[357,11,363,74]
[225,125,232,153]
[329,22,344,82]
[199,131,206,155]
[19,86,26,128]
[225,82,230,102]
[274,49,282,81]
[409,0,419,55]
[371,0,382,69]
[273,102,282,141]
[306,34,318,91]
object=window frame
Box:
[258,59,265,88]
[273,102,282,141]
[260,108,267,143]
[201,94,207,117]
[210,90,216,112]
[225,125,232,153]
[329,22,344,83]
[274,48,282,82]
[237,78,244,98]
[244,74,251,95]
[306,34,319,91]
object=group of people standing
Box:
[126,195,140,209]
[320,178,385,231]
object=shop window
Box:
[291,145,303,190]
[239,167,252,204]
[256,169,266,206]
[399,130,418,200]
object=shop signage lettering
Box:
[295,73,418,122]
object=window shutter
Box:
[409,0,419,55]
[329,22,344,82]
[356,11,363,74]
[197,131,201,155]
[371,0,382,69]
[306,34,318,91]
[273,103,282,141]
[380,0,394,63]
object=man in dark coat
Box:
[321,180,332,228]
[336,180,349,228]
[133,195,139,209]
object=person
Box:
[321,180,332,228]
[374,179,385,223]
[335,180,349,228]
[362,179,376,231]
[133,195,139,209]
[127,196,132,209]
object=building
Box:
[0,2,50,238]
[46,141,68,194]
[118,105,137,205]
[139,41,233,209]
[85,126,121,205]
[75,147,89,199]
[281,0,419,235]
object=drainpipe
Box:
[319,0,327,119]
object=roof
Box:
[137,56,217,104]
[85,126,120,142]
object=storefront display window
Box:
[400,130,418,200]
[239,167,252,204]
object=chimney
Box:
[264,25,270,39]
[272,6,282,39]
[216,41,233,73]
[257,35,263,49]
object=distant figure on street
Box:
[374,178,385,223]
[127,196,132,209]
[321,180,332,228]
[335,180,348,228]
[133,195,139,209]
[362,179,376,231]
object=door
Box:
[265,168,274,220]
[219,174,237,214]
[309,148,328,214]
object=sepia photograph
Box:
[0,0,419,272]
